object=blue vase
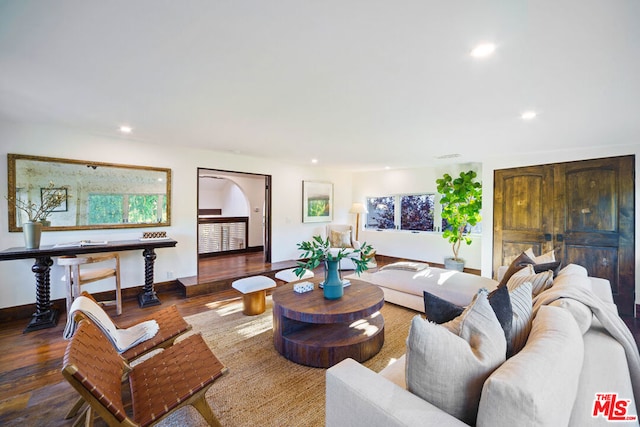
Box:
[323,259,344,299]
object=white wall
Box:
[223,175,266,248]
[3,121,639,309]
[0,120,353,308]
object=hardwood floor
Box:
[1,253,639,425]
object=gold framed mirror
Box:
[7,154,171,231]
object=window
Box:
[366,197,395,229]
[88,194,166,224]
[401,194,435,231]
[366,194,435,232]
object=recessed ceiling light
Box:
[385,166,391,170]
[470,43,496,58]
[311,159,318,164]
[521,111,537,120]
[119,125,132,134]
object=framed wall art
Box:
[302,181,333,223]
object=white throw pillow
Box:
[507,281,533,356]
[525,248,555,264]
[477,305,584,427]
[549,298,592,334]
[507,269,553,297]
[557,263,588,277]
[406,290,506,425]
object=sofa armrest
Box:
[326,358,468,427]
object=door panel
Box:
[565,245,618,294]
[493,166,554,279]
[564,168,616,232]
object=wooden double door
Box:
[493,155,635,316]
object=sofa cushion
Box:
[423,285,512,346]
[477,305,584,427]
[406,290,506,425]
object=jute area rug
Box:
[159,296,418,427]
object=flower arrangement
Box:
[6,182,68,223]
[293,235,374,278]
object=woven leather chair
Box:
[65,291,193,419]
[62,319,227,426]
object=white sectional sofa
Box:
[329,264,640,426]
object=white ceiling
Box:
[1,1,639,170]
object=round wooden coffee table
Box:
[272,278,384,368]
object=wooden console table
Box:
[272,279,385,368]
[0,238,177,332]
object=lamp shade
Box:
[349,203,368,214]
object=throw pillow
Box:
[329,230,352,248]
[532,260,562,276]
[379,261,429,272]
[557,263,588,277]
[507,281,533,356]
[423,285,512,345]
[525,248,556,263]
[506,269,554,297]
[549,298,593,334]
[522,248,562,275]
[477,305,584,427]
[407,290,506,425]
[498,252,536,287]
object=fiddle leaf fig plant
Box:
[293,235,374,278]
[436,170,482,262]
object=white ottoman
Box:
[232,275,276,315]
[275,268,314,283]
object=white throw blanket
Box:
[533,285,640,410]
[64,296,159,353]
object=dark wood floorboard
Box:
[1,253,639,425]
[198,252,298,281]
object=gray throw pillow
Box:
[407,290,507,425]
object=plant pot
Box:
[444,257,464,272]
[22,221,43,249]
[322,259,344,299]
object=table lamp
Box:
[349,203,368,241]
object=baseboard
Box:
[0,280,180,323]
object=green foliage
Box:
[436,170,482,261]
[293,235,374,278]
[307,198,330,217]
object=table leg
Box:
[137,248,161,307]
[24,256,59,333]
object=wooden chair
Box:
[64,291,193,420]
[58,253,123,315]
[62,319,227,427]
